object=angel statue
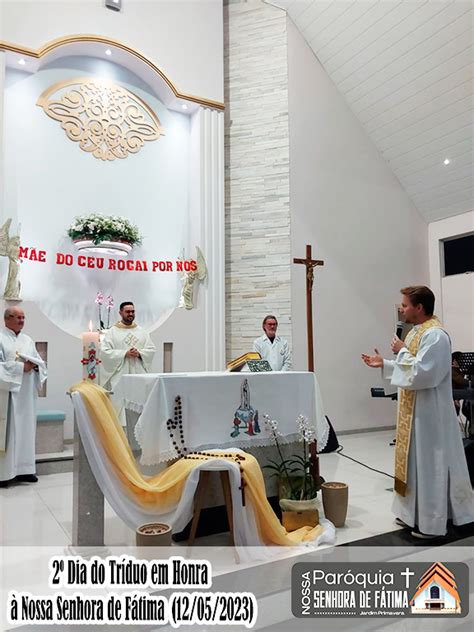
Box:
[0,219,22,301]
[178,246,208,310]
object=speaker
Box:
[318,417,339,454]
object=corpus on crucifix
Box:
[293,244,324,372]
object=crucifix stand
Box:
[293,244,324,372]
[294,244,324,491]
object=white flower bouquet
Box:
[67,213,142,246]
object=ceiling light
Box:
[105,49,112,56]
[105,0,121,11]
[181,104,188,110]
[18,58,26,65]
[443,158,451,165]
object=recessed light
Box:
[18,58,26,65]
[105,49,112,56]
[181,104,188,110]
[443,158,450,165]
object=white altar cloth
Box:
[114,371,329,465]
[71,391,336,556]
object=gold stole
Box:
[394,317,442,496]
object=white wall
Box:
[0,0,224,103]
[4,60,190,334]
[0,1,225,442]
[287,18,429,432]
[429,211,474,351]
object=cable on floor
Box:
[335,444,394,479]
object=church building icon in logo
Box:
[410,563,461,614]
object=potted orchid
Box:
[263,414,323,531]
[263,414,321,501]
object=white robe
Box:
[253,334,292,371]
[383,327,474,535]
[0,327,47,481]
[100,324,156,423]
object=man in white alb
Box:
[101,301,156,425]
[362,286,474,539]
[0,307,47,487]
[253,315,292,371]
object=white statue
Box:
[0,219,21,301]
[178,246,208,310]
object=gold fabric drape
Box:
[70,381,324,545]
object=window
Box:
[430,586,440,599]
[443,234,474,276]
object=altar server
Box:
[101,302,155,422]
[0,307,47,486]
[362,286,474,539]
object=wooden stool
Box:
[188,470,235,546]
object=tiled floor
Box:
[1,429,473,631]
[0,430,401,550]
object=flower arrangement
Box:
[68,213,142,246]
[263,414,321,501]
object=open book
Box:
[227,351,261,372]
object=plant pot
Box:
[282,509,319,532]
[279,497,319,531]
[136,522,172,547]
[321,482,348,527]
[73,239,133,256]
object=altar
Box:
[114,371,330,465]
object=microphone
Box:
[396,322,403,340]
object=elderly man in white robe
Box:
[253,315,292,371]
[101,302,155,433]
[0,307,47,487]
[362,285,474,539]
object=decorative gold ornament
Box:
[0,35,224,111]
[37,77,164,161]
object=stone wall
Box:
[224,0,291,361]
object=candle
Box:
[82,320,101,381]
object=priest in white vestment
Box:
[101,301,156,425]
[253,315,292,371]
[0,307,47,486]
[363,286,474,538]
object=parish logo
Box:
[410,563,461,614]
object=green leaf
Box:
[262,464,282,473]
[289,454,306,466]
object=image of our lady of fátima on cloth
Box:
[231,379,261,438]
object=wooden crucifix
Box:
[293,244,324,372]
